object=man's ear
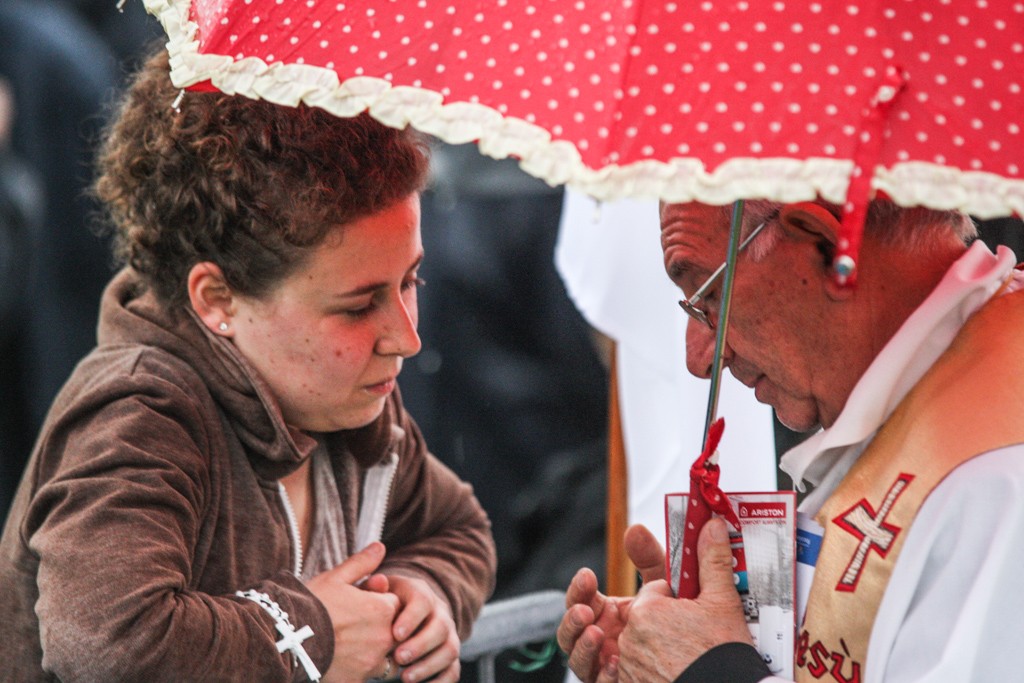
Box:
[187,262,236,336]
[778,202,852,301]
[778,202,841,243]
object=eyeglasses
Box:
[677,220,769,330]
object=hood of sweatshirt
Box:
[96,268,398,479]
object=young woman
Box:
[0,47,495,682]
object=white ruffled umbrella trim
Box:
[145,0,1024,218]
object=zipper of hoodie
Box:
[354,452,399,551]
[277,482,304,578]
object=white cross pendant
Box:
[275,622,321,681]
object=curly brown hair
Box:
[95,48,430,307]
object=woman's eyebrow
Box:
[332,254,424,299]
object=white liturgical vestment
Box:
[771,241,1024,682]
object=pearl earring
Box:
[219,322,229,332]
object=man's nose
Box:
[685,319,719,379]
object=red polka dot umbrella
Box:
[144,0,1023,281]
[141,0,1022,596]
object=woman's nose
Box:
[376,298,422,358]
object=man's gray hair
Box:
[708,198,977,261]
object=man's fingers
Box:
[620,579,672,623]
[557,603,595,654]
[623,524,666,584]
[566,624,606,683]
[332,541,387,584]
[696,517,738,596]
[634,579,674,599]
[595,653,620,683]
[566,567,600,608]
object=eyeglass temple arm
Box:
[702,199,745,451]
[688,217,767,307]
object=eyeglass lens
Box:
[677,219,769,329]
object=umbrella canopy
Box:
[144,0,1024,278]
[140,0,1023,596]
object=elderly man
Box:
[557,199,1024,682]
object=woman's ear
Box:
[187,262,236,336]
[778,202,853,301]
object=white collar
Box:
[780,241,1020,492]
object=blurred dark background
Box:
[0,0,162,521]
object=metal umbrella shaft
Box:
[702,199,745,450]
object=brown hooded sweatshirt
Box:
[0,269,496,682]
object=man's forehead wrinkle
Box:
[663,225,722,257]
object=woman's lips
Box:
[365,378,396,396]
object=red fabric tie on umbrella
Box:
[833,64,907,286]
[677,417,741,600]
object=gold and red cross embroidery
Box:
[831,473,914,592]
